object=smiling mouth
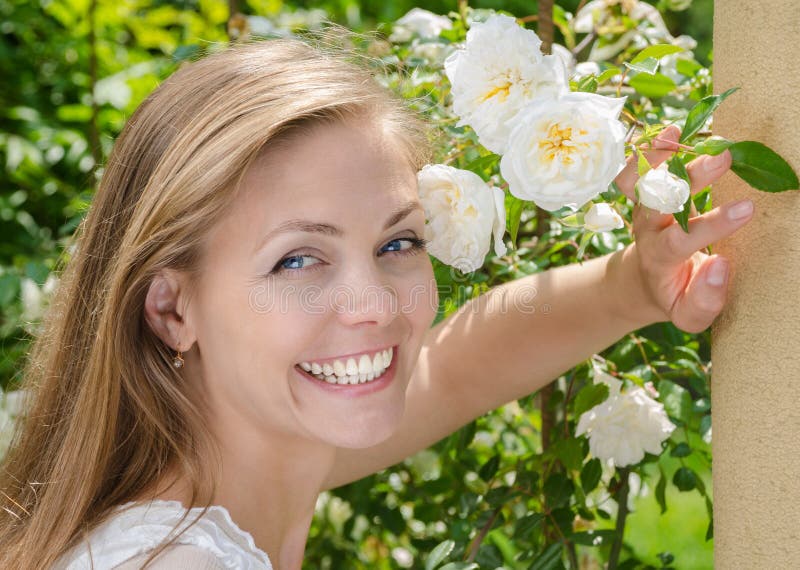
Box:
[296,346,394,386]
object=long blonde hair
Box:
[0,31,434,568]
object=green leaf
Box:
[624,57,660,75]
[658,379,693,424]
[552,438,585,471]
[668,156,692,233]
[514,513,544,539]
[597,66,621,84]
[676,58,703,77]
[670,442,692,457]
[439,563,479,570]
[581,458,603,493]
[693,136,733,156]
[655,468,668,514]
[637,147,651,177]
[543,473,574,508]
[478,454,500,481]
[728,141,799,192]
[576,231,593,260]
[426,540,455,570]
[529,543,564,570]
[672,467,697,492]
[475,544,504,567]
[629,72,676,98]
[632,44,684,63]
[506,194,525,245]
[679,87,739,143]
[574,382,610,418]
[576,75,599,93]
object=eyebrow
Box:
[255,200,425,252]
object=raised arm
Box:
[322,125,752,491]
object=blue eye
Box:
[269,236,429,277]
[278,254,320,271]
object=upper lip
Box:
[297,344,397,365]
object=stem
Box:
[227,0,239,41]
[87,0,101,177]
[537,0,555,55]
[464,506,501,562]
[608,467,631,569]
[571,30,596,56]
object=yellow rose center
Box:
[480,81,512,103]
[538,123,589,165]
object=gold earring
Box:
[172,349,184,369]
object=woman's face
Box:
[189,118,438,449]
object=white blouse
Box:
[53,499,274,569]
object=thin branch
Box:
[87,0,101,177]
[608,467,631,569]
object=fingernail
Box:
[703,152,730,172]
[727,199,754,220]
[707,258,729,286]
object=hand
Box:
[612,125,755,333]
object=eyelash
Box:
[269,237,430,277]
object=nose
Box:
[329,262,398,327]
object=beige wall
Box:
[712,1,800,566]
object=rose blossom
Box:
[417,164,507,273]
[444,14,568,154]
[584,202,624,232]
[636,162,691,214]
[390,8,453,42]
[576,371,676,467]
[499,91,628,212]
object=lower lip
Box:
[294,346,398,398]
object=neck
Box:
[211,419,336,570]
[136,411,337,570]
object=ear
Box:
[144,270,196,352]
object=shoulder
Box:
[53,500,274,570]
[114,544,225,570]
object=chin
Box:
[311,403,405,449]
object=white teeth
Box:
[333,360,346,377]
[299,346,395,386]
[358,354,373,375]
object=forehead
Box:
[239,119,418,213]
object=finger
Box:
[654,198,755,264]
[686,150,733,194]
[615,125,682,200]
[669,255,730,334]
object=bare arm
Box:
[321,242,662,491]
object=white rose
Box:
[391,8,452,42]
[584,202,624,232]
[417,164,507,273]
[500,92,628,212]
[444,14,568,154]
[636,162,690,214]
[576,371,676,467]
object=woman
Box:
[0,34,753,569]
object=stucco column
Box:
[711,1,800,566]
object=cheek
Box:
[395,261,438,331]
